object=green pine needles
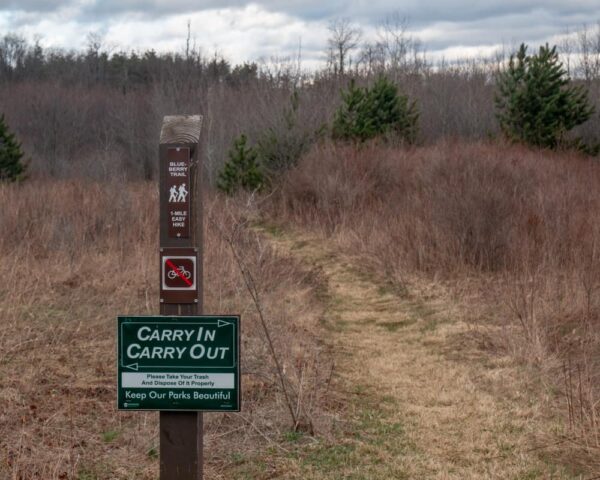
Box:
[495,43,594,149]
[217,134,265,194]
[0,114,26,182]
[332,76,418,143]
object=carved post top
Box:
[160,115,203,145]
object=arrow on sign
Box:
[123,363,139,371]
[218,319,233,327]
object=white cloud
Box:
[97,5,328,67]
[0,1,599,68]
[0,3,329,67]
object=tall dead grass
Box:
[0,181,330,479]
[269,140,600,467]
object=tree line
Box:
[1,22,600,183]
[0,33,258,90]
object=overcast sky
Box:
[0,1,598,68]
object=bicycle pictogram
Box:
[167,265,191,280]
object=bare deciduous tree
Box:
[559,28,575,76]
[375,14,427,78]
[0,34,27,80]
[577,23,600,82]
[358,41,385,76]
[327,18,362,76]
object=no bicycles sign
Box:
[160,247,198,304]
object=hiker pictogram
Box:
[168,183,189,203]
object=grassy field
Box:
[0,182,330,479]
[232,225,583,479]
[1,140,599,478]
[266,140,600,476]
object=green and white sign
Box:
[117,316,240,411]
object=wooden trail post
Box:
[159,115,203,480]
[117,114,238,478]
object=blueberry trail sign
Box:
[118,316,240,411]
[166,147,191,239]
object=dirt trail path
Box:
[261,226,573,480]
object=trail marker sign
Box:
[166,147,191,239]
[118,316,240,411]
[160,247,198,304]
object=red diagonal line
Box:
[166,259,193,286]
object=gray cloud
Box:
[336,1,597,26]
[1,0,599,64]
[71,0,600,26]
[76,1,347,22]
[0,0,75,12]
[4,1,600,34]
[3,0,600,26]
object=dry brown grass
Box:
[260,226,578,479]
[0,181,331,479]
[269,139,600,471]
[3,141,600,478]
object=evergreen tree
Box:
[495,43,594,149]
[332,80,367,140]
[0,114,26,182]
[332,76,418,143]
[366,76,419,143]
[217,134,265,195]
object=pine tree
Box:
[366,76,419,143]
[217,134,265,195]
[0,114,26,182]
[332,79,368,140]
[332,76,418,143]
[495,43,594,149]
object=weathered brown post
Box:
[159,115,203,479]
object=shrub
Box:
[495,43,594,149]
[332,76,418,143]
[257,90,318,175]
[217,134,265,194]
[0,114,26,182]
